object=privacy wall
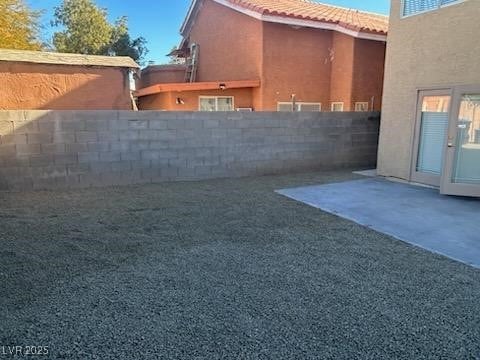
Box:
[0,111,379,191]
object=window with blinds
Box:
[416,95,451,175]
[298,103,321,112]
[277,102,321,112]
[355,102,370,112]
[277,103,295,112]
[199,96,234,111]
[331,102,344,112]
[402,0,463,17]
[417,112,449,174]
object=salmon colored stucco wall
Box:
[351,38,386,111]
[139,66,186,88]
[137,0,386,112]
[189,0,263,84]
[328,34,386,111]
[329,32,355,111]
[0,62,132,110]
[138,88,253,111]
[260,22,333,111]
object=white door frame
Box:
[410,88,453,187]
[440,84,480,197]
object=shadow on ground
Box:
[0,170,479,359]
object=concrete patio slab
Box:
[277,178,480,268]
[352,169,377,177]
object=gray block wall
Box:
[0,110,380,191]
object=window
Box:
[355,102,370,112]
[331,102,344,112]
[277,102,321,112]
[278,102,294,112]
[402,0,463,17]
[452,94,480,184]
[298,103,322,112]
[199,96,234,111]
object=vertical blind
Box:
[417,112,449,175]
[403,0,461,16]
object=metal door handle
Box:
[447,142,455,148]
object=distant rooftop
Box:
[0,49,140,69]
[142,64,187,72]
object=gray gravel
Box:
[1,170,479,359]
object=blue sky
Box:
[28,0,390,64]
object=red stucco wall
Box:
[0,62,132,110]
[139,88,254,111]
[137,0,386,112]
[260,22,334,111]
[189,0,263,83]
[139,65,186,88]
[329,32,355,111]
[351,38,386,111]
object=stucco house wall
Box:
[377,0,479,180]
[260,22,333,111]
[329,32,355,111]
[139,65,186,88]
[136,0,387,112]
[0,62,133,110]
[189,0,263,83]
[351,38,386,111]
[139,88,253,111]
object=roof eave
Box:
[179,0,388,43]
[0,59,140,69]
[0,49,140,69]
[180,0,201,36]
[134,79,261,97]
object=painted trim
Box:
[135,79,261,97]
[261,14,387,42]
[331,102,345,112]
[181,0,387,42]
[180,0,200,34]
[409,88,453,186]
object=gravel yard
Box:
[1,170,479,359]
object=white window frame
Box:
[277,102,295,112]
[331,102,344,112]
[401,0,465,18]
[277,102,322,112]
[298,102,322,112]
[355,102,370,112]
[199,96,235,111]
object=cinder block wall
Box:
[0,111,380,191]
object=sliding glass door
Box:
[441,85,480,196]
[411,90,451,186]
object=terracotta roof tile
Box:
[227,0,388,34]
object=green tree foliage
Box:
[52,0,111,55]
[108,17,148,64]
[52,0,147,63]
[0,0,42,50]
